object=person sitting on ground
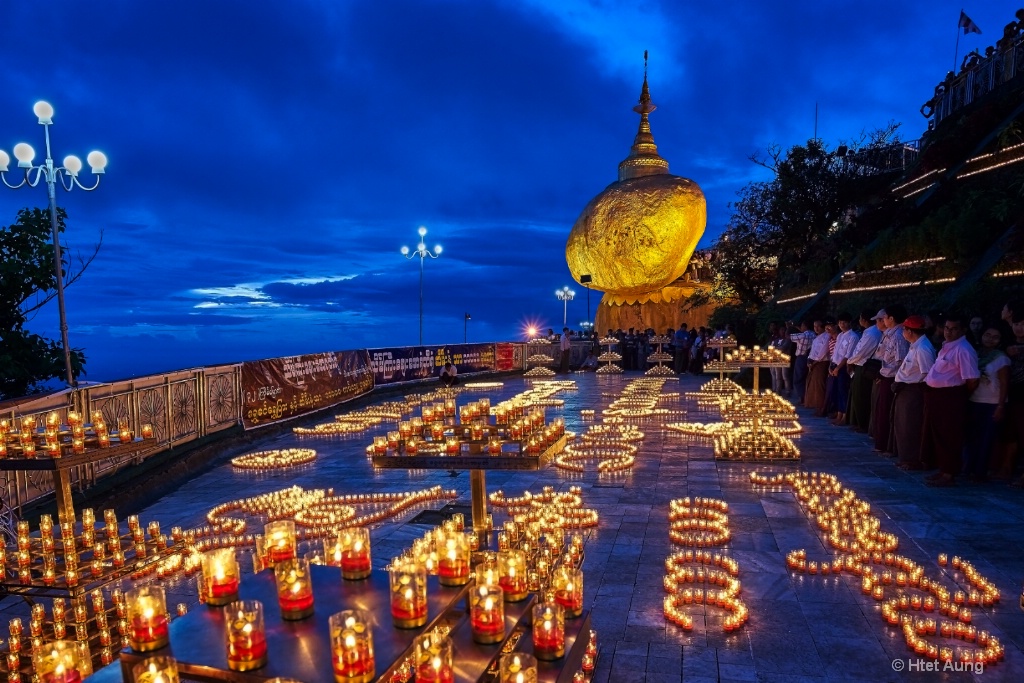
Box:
[440,362,458,386]
[581,350,599,371]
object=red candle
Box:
[532,602,565,660]
[126,586,170,652]
[330,609,375,683]
[389,564,427,628]
[470,586,505,644]
[225,601,268,672]
[275,558,315,620]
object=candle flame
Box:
[345,634,356,648]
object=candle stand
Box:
[116,564,595,683]
[686,360,743,409]
[524,354,557,378]
[595,338,622,375]
[710,346,799,461]
[644,336,675,377]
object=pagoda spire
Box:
[618,50,670,181]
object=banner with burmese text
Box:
[368,343,496,386]
[241,350,374,429]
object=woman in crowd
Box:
[963,322,1010,482]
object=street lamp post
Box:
[555,286,575,327]
[400,226,442,345]
[580,274,592,328]
[0,101,107,388]
[464,312,471,343]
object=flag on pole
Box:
[958,11,982,35]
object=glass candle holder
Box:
[125,585,169,652]
[274,558,314,620]
[413,632,454,683]
[132,656,178,683]
[430,423,444,441]
[263,521,296,564]
[405,437,420,454]
[386,431,400,449]
[499,653,537,683]
[224,600,267,672]
[389,561,427,628]
[201,548,240,606]
[497,549,529,602]
[470,584,505,644]
[532,602,565,660]
[33,641,87,683]
[372,436,387,455]
[437,532,470,587]
[329,610,375,683]
[444,437,459,455]
[336,527,372,580]
[552,567,583,618]
[141,424,154,439]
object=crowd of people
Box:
[774,302,1024,488]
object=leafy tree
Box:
[0,208,100,399]
[696,124,904,310]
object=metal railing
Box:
[923,29,1024,126]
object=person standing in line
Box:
[674,324,690,374]
[789,320,814,405]
[846,309,885,432]
[808,320,835,414]
[921,313,980,487]
[963,323,1010,482]
[559,327,572,374]
[872,305,910,453]
[893,316,936,470]
[826,313,859,423]
[995,313,1024,485]
[690,328,707,375]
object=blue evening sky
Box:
[0,0,1012,381]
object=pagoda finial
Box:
[618,50,668,181]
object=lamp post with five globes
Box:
[0,101,107,389]
[400,226,442,345]
[555,286,575,327]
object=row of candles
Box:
[370,409,567,457]
[292,389,466,436]
[662,497,748,632]
[230,448,317,471]
[489,485,600,530]
[555,423,641,473]
[3,509,177,588]
[753,470,1005,666]
[0,411,155,458]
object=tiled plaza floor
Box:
[24,372,1024,682]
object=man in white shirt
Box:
[921,313,980,486]
[559,327,572,373]
[892,315,936,470]
[789,320,815,405]
[804,320,830,409]
[440,362,459,386]
[846,309,885,431]
[872,305,910,453]
[826,312,860,424]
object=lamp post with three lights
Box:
[400,226,442,345]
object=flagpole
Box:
[953,9,962,73]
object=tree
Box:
[698,124,904,310]
[0,208,101,399]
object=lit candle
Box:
[131,656,179,683]
[263,521,296,564]
[372,436,387,455]
[274,558,314,620]
[224,600,267,671]
[389,561,427,629]
[489,437,502,455]
[97,434,109,449]
[201,548,240,606]
[413,633,454,683]
[141,424,154,439]
[430,423,444,440]
[32,641,86,683]
[387,431,400,449]
[470,584,505,644]
[72,438,85,454]
[338,527,372,581]
[532,602,565,660]
[499,653,537,683]
[444,437,459,455]
[437,532,470,587]
[498,549,529,602]
[552,567,584,618]
[329,609,375,683]
[125,586,169,652]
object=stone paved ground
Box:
[19,372,1024,682]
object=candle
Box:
[72,438,85,454]
[437,532,470,587]
[263,521,296,564]
[387,431,400,449]
[329,609,375,683]
[498,549,529,602]
[489,437,502,455]
[141,424,154,439]
[132,656,179,683]
[274,558,314,620]
[405,437,420,454]
[470,584,505,644]
[499,653,538,683]
[413,633,454,683]
[532,602,565,660]
[335,527,372,580]
[389,561,427,628]
[126,585,169,652]
[97,434,109,449]
[372,436,387,455]
[224,600,268,671]
[430,423,444,440]
[201,548,240,606]
[552,567,584,618]
[444,436,459,455]
[32,641,86,683]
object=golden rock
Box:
[565,58,707,307]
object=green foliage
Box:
[0,208,93,399]
[710,125,904,308]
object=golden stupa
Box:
[566,55,713,333]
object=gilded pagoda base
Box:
[594,281,717,334]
